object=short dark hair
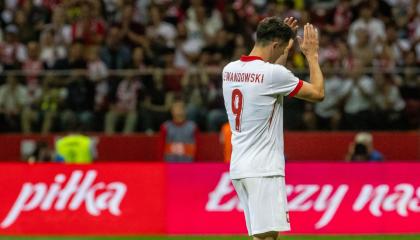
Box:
[256,17,294,46]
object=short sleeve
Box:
[269,65,303,97]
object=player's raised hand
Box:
[297,23,319,59]
[274,17,298,66]
[275,38,294,66]
[283,17,298,52]
[284,17,298,33]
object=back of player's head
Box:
[256,17,294,46]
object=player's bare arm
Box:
[294,23,325,102]
[275,17,298,66]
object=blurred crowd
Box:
[0,0,419,134]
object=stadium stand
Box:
[0,0,418,135]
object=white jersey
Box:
[222,55,302,179]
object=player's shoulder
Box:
[268,64,294,78]
[271,63,289,72]
[223,60,289,79]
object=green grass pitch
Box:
[1,236,420,240]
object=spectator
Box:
[146,6,177,48]
[336,39,353,71]
[14,9,37,43]
[377,24,411,67]
[348,3,386,47]
[20,0,49,35]
[205,29,235,66]
[41,6,72,46]
[185,5,222,48]
[130,47,149,70]
[373,73,406,129]
[19,41,43,133]
[22,41,43,87]
[181,67,209,129]
[27,140,54,163]
[160,99,198,162]
[102,0,122,22]
[231,35,248,61]
[61,71,95,132]
[399,51,420,129]
[206,75,227,132]
[160,48,184,92]
[118,4,150,51]
[174,21,202,69]
[351,29,375,67]
[0,0,17,27]
[324,0,352,35]
[100,26,131,69]
[105,75,141,134]
[318,34,340,67]
[70,1,106,45]
[54,41,86,69]
[314,63,344,130]
[373,41,397,71]
[92,77,110,132]
[85,44,110,132]
[21,74,42,133]
[0,75,27,132]
[86,45,108,82]
[140,70,173,133]
[39,29,67,69]
[221,7,242,35]
[341,61,376,130]
[38,74,65,134]
[346,132,384,162]
[128,45,153,98]
[0,25,27,69]
[133,0,155,25]
[55,116,96,164]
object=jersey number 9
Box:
[231,89,243,132]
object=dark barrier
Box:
[0,132,418,161]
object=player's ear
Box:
[268,41,276,57]
[280,41,290,53]
[272,41,282,53]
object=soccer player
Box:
[222,17,324,240]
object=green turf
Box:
[1,236,420,240]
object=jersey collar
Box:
[240,55,264,62]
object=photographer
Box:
[346,132,384,162]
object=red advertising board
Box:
[167,163,420,234]
[0,163,166,235]
[166,164,244,234]
[0,163,419,235]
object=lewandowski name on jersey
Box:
[223,72,265,84]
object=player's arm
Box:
[275,39,293,66]
[294,24,325,103]
[275,17,298,66]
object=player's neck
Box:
[248,47,272,63]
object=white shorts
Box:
[232,176,290,236]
